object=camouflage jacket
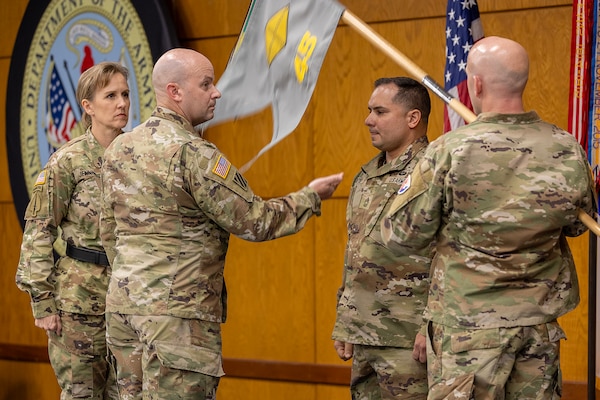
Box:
[332,136,432,347]
[16,128,111,318]
[382,112,597,329]
[100,107,321,322]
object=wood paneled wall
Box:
[0,1,592,399]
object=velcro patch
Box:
[212,155,231,179]
[35,169,48,186]
[387,161,432,216]
[233,172,248,191]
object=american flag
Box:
[212,155,231,179]
[443,0,484,133]
[46,61,77,148]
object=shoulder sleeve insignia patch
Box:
[233,172,248,191]
[34,169,47,186]
[212,154,231,179]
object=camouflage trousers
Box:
[47,311,117,399]
[426,320,565,400]
[350,344,428,399]
[105,312,225,400]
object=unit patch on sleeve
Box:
[212,155,231,179]
[233,172,248,191]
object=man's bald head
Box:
[151,48,220,125]
[153,48,211,100]
[466,36,529,114]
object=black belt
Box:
[65,243,110,266]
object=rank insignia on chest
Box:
[398,175,411,195]
[212,155,231,179]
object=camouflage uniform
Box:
[16,128,117,399]
[332,136,431,399]
[381,112,597,400]
[100,107,323,400]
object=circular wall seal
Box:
[6,0,178,228]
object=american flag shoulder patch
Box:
[212,155,231,179]
[35,169,48,186]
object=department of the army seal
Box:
[7,0,178,227]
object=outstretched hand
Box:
[309,172,344,200]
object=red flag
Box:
[569,0,594,152]
[443,0,484,133]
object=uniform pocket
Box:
[154,342,225,377]
[450,328,500,353]
[428,372,475,400]
[48,328,96,398]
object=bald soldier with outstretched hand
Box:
[381,36,597,399]
[100,48,343,400]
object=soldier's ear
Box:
[407,109,421,129]
[166,83,182,101]
[473,75,483,98]
[81,99,93,116]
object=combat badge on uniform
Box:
[398,175,411,194]
[387,162,432,216]
[212,155,231,179]
[34,169,47,186]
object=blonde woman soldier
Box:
[16,61,130,399]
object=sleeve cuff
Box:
[31,299,58,319]
[304,186,322,216]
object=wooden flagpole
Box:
[340,10,476,124]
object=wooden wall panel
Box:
[561,235,591,382]
[0,204,58,400]
[340,0,570,22]
[0,59,11,203]
[481,7,572,128]
[315,199,351,365]
[218,378,318,400]
[217,378,348,400]
[0,204,50,347]
[203,113,321,197]
[478,0,570,11]
[0,360,60,399]
[221,225,317,362]
[0,2,27,57]
[171,0,570,41]
[171,0,251,39]
[317,384,349,399]
[0,1,595,399]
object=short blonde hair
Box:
[76,62,129,129]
